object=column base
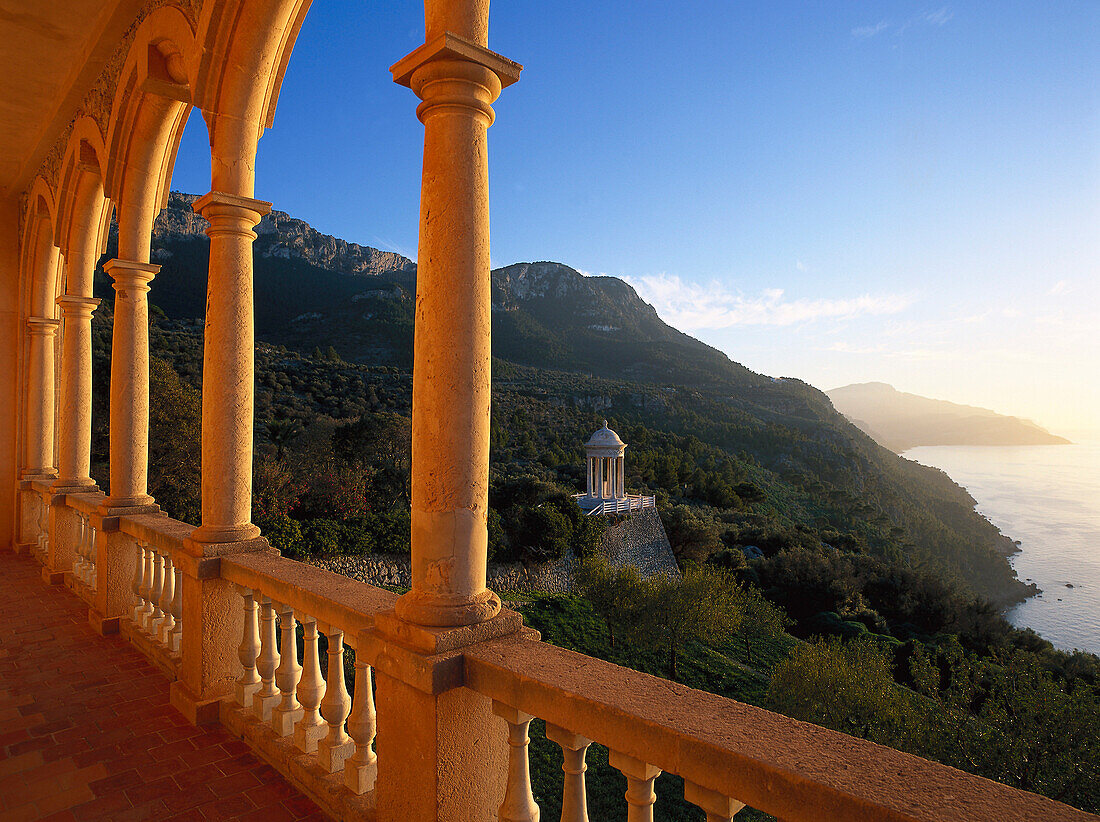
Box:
[51,478,99,494]
[188,523,262,546]
[182,532,269,559]
[41,566,65,585]
[170,680,223,726]
[97,497,159,518]
[394,587,502,628]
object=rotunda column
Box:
[188,192,271,546]
[390,30,521,627]
[100,259,159,510]
[596,457,604,500]
[53,295,101,489]
[23,317,60,477]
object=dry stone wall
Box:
[602,508,680,579]
[306,553,578,595]
[307,507,678,594]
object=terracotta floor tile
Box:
[70,791,132,821]
[0,553,322,822]
[33,783,96,817]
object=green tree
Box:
[148,356,201,522]
[767,637,916,743]
[638,564,744,680]
[264,416,303,461]
[660,504,722,567]
[574,556,646,649]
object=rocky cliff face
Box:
[150,192,415,277]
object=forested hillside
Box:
[81,196,1100,814]
[99,193,1031,606]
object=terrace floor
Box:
[0,551,325,822]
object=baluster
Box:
[73,513,86,580]
[344,655,377,794]
[169,564,182,653]
[492,701,540,822]
[253,596,281,720]
[271,603,303,736]
[37,495,48,561]
[317,626,354,772]
[147,548,165,635]
[156,555,175,646]
[609,751,661,822]
[138,543,154,628]
[293,615,327,753]
[545,724,591,822]
[684,781,744,822]
[130,541,145,620]
[87,522,97,591]
[235,588,262,707]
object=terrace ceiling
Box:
[0,0,144,197]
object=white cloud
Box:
[1049,279,1071,296]
[853,8,952,40]
[795,259,808,272]
[852,20,889,38]
[925,7,954,26]
[623,273,913,330]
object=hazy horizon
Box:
[166,0,1099,436]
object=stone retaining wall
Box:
[306,552,578,595]
[602,508,680,579]
[307,508,678,593]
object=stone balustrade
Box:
[64,491,105,605]
[218,551,398,815]
[18,496,1098,822]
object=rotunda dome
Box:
[585,420,626,453]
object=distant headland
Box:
[826,382,1071,453]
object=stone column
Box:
[596,457,604,501]
[23,317,59,477]
[188,192,270,547]
[391,29,521,627]
[100,259,159,511]
[53,295,101,490]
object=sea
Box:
[904,440,1100,657]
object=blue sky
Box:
[170,1,1100,434]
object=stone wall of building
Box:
[306,508,678,593]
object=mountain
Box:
[92,192,1036,607]
[827,383,1070,452]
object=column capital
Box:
[56,294,102,318]
[26,316,60,336]
[103,259,159,292]
[193,191,271,235]
[392,32,521,89]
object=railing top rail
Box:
[62,490,106,515]
[465,633,1095,822]
[221,551,399,643]
[26,477,55,495]
[118,513,192,557]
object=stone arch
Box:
[194,0,312,193]
[20,178,61,320]
[104,5,197,260]
[56,117,114,297]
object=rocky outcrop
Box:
[149,192,415,277]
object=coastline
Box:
[904,442,1100,656]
